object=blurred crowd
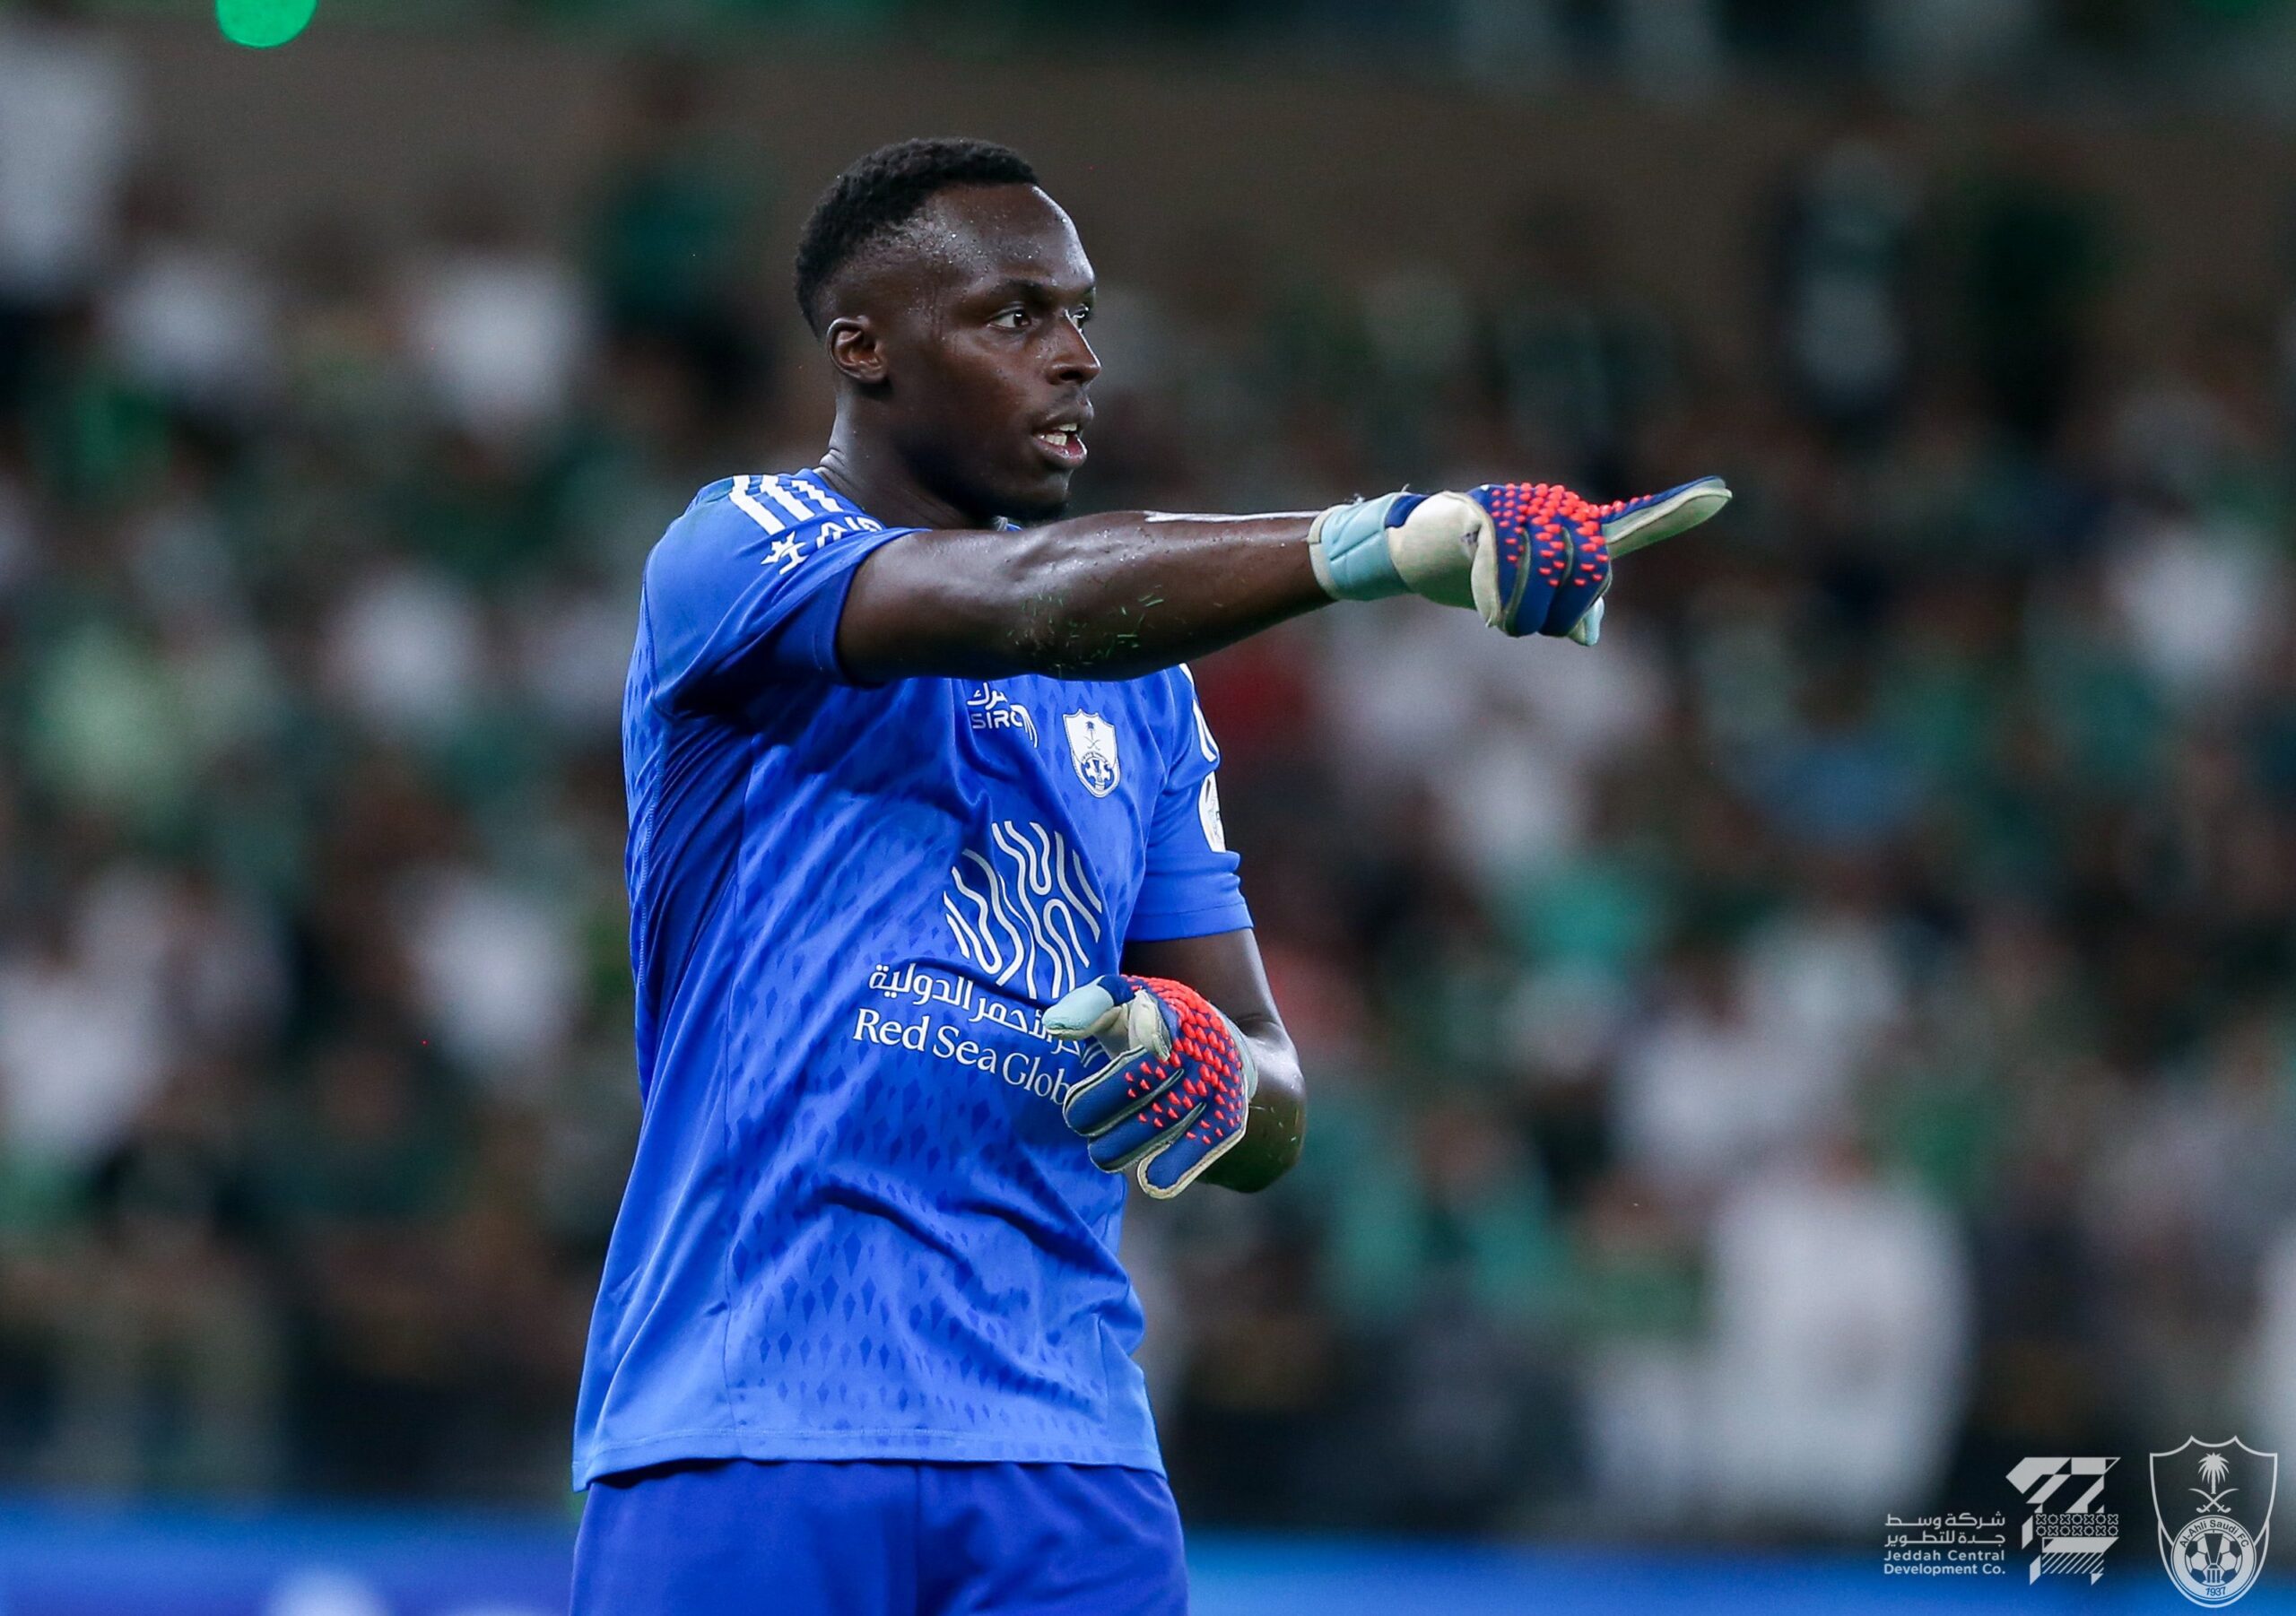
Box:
[80,0,2296,114]
[5,0,2296,1542]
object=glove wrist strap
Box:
[1308,492,1412,602]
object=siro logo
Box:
[942,821,1106,1000]
[965,684,1039,745]
[2007,1457,2119,1585]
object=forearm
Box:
[1202,1017,1305,1193]
[837,511,1328,683]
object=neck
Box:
[815,412,978,531]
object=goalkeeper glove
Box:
[1308,474,1731,643]
[1043,973,1257,1199]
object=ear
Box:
[825,316,887,387]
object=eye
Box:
[1073,305,1093,326]
[989,308,1027,331]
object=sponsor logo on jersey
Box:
[942,821,1106,1000]
[965,685,1039,746]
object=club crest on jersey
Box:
[1063,711,1120,797]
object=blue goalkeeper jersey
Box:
[574,469,1249,1487]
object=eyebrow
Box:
[978,275,1094,303]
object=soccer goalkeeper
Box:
[571,136,1727,1615]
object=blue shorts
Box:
[570,1458,1188,1615]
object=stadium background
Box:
[4,0,2296,1609]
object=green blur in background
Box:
[214,0,316,48]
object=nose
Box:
[1050,313,1100,387]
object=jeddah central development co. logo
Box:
[2152,1438,2278,1606]
[2007,1456,2118,1585]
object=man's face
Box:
[846,185,1100,523]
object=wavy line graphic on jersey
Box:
[942,821,1105,999]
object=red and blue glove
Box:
[1042,974,1257,1199]
[1307,474,1730,644]
[1464,481,1615,640]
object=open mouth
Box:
[1031,423,1087,468]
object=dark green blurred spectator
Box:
[1956,131,2116,446]
[260,1037,468,1494]
[587,52,772,413]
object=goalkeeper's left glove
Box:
[1308,474,1731,644]
[1043,973,1257,1199]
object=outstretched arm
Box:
[834,476,1731,684]
[836,512,1327,684]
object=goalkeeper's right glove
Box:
[1043,973,1257,1199]
[1307,475,1730,644]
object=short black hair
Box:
[794,137,1040,334]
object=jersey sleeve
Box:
[1126,666,1253,943]
[639,474,918,708]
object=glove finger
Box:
[1042,974,1135,1056]
[1599,475,1732,559]
[1503,519,1573,638]
[1538,518,1609,639]
[1048,974,1175,1066]
[1568,595,1605,646]
[1467,483,1560,637]
[1086,1097,1205,1176]
[1135,1109,1247,1199]
[1062,1052,1187,1139]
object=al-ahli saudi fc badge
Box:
[2152,1438,2278,1605]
